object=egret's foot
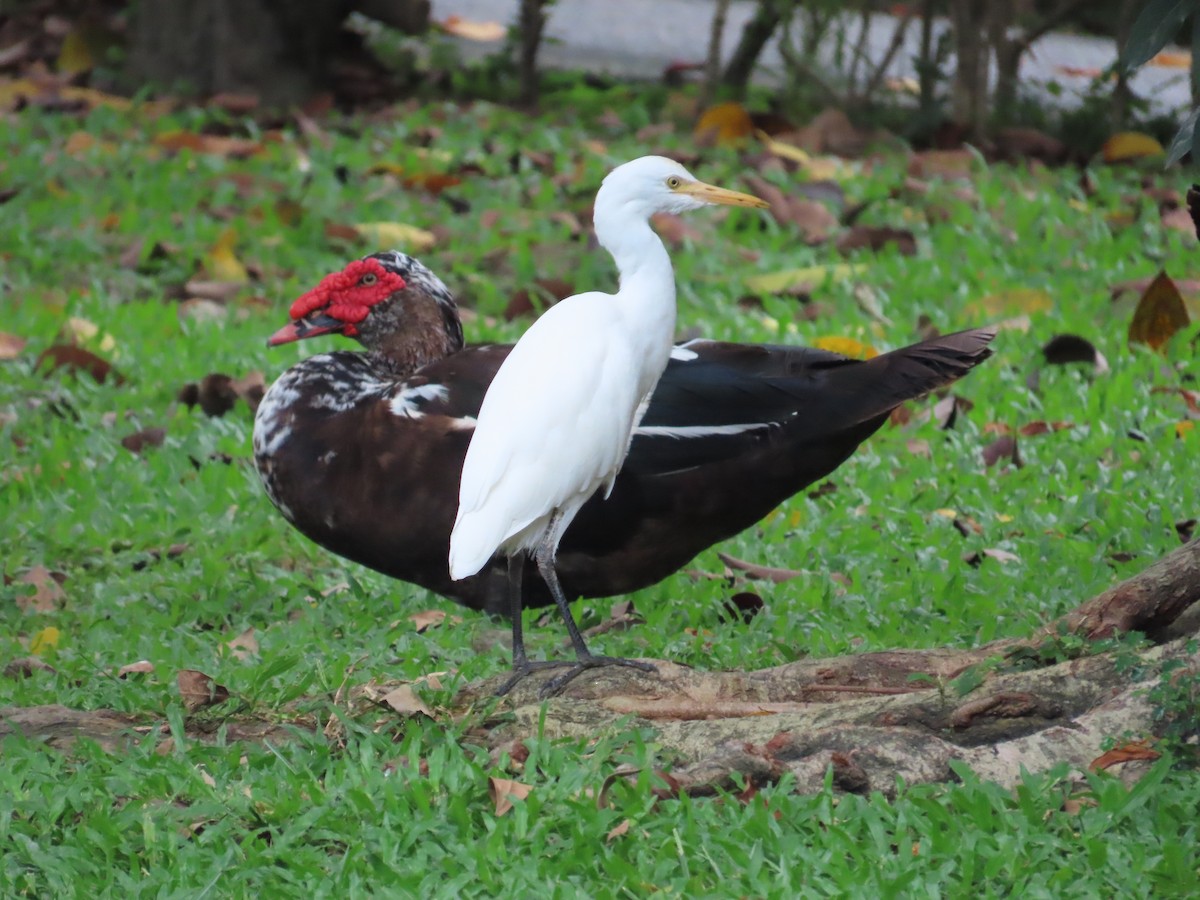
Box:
[539,656,656,698]
[494,657,656,698]
[494,659,577,696]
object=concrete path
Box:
[431,0,1190,116]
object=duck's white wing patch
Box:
[389,383,450,419]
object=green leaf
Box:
[1166,106,1200,165]
[1121,0,1197,71]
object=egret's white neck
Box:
[593,200,676,315]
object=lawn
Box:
[2,86,1198,895]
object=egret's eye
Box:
[360,273,378,286]
[666,176,682,189]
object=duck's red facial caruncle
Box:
[267,258,407,346]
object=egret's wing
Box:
[450,294,640,576]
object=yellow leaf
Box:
[814,336,877,359]
[30,626,60,655]
[354,222,437,253]
[745,263,864,295]
[1102,132,1164,164]
[57,27,95,75]
[757,130,811,165]
[934,509,958,519]
[206,229,250,283]
[1177,421,1195,439]
[439,15,506,41]
[694,102,753,147]
[1129,271,1190,352]
[788,510,803,528]
[970,288,1054,317]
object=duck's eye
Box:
[666,176,681,189]
[360,273,378,286]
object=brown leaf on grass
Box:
[0,332,26,359]
[35,345,122,384]
[14,565,66,613]
[606,819,632,842]
[119,237,175,271]
[488,777,533,816]
[720,591,765,624]
[4,656,57,678]
[1041,334,1110,374]
[836,225,916,256]
[1151,387,1200,418]
[716,552,806,584]
[117,660,155,678]
[907,149,975,180]
[1019,420,1075,436]
[178,371,264,417]
[651,212,704,248]
[154,130,264,159]
[963,548,1020,568]
[982,435,1022,468]
[120,427,166,455]
[505,277,574,321]
[207,92,259,114]
[1161,207,1198,241]
[1128,272,1190,352]
[992,127,1067,165]
[1089,739,1160,772]
[1111,275,1200,303]
[177,669,231,713]
[408,610,462,633]
[743,175,837,243]
[380,685,433,718]
[182,280,245,302]
[226,627,259,661]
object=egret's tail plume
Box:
[449,512,500,581]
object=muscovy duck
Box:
[254,251,995,618]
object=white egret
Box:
[449,155,767,694]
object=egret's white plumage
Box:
[448,155,766,693]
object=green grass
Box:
[2,86,1199,895]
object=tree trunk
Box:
[125,0,429,105]
[516,0,549,107]
[722,0,789,97]
[5,539,1198,797]
[949,0,991,137]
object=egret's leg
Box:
[507,553,528,666]
[494,552,579,696]
[533,529,655,698]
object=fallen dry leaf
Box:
[4,656,57,678]
[155,130,264,159]
[118,660,155,678]
[717,552,806,583]
[36,344,122,384]
[1019,421,1074,437]
[408,609,459,633]
[488,777,533,816]
[177,669,231,713]
[204,229,250,283]
[907,149,975,180]
[1128,272,1190,352]
[15,565,66,613]
[121,427,166,455]
[1041,334,1109,374]
[380,684,434,718]
[982,435,1022,468]
[226,627,259,661]
[1089,739,1160,772]
[0,332,26,359]
[29,626,60,655]
[836,225,916,256]
[606,819,632,842]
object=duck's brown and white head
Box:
[268,251,464,373]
